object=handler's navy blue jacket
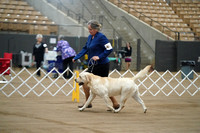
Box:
[74,32,113,64]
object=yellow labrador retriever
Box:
[75,65,152,113]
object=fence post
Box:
[72,71,80,102]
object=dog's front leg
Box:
[79,91,96,112]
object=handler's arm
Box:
[73,42,88,61]
[32,46,35,61]
[98,35,113,60]
[32,46,36,65]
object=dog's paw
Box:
[114,110,119,113]
[78,108,84,112]
[144,109,147,113]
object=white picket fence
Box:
[0,67,200,97]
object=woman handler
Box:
[73,20,119,109]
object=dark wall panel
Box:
[155,40,200,72]
[0,34,57,57]
[0,33,121,58]
[176,41,200,71]
[155,40,177,71]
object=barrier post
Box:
[72,71,80,102]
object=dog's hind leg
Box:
[114,93,129,113]
[103,96,115,112]
[79,91,96,112]
[114,99,126,113]
[132,91,147,113]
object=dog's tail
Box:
[132,65,153,82]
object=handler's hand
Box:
[72,59,75,63]
[92,56,99,61]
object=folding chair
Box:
[0,53,13,83]
[0,58,11,83]
[4,53,12,71]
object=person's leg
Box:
[110,96,119,108]
[126,62,129,70]
[36,61,41,76]
[79,91,96,111]
[80,86,118,109]
[78,64,93,108]
[62,59,68,79]
[78,84,92,108]
[83,84,90,100]
[128,62,131,69]
[94,63,119,109]
[67,57,74,78]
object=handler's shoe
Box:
[78,104,92,108]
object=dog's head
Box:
[75,72,92,86]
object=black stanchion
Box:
[137,39,141,71]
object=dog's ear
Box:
[149,65,154,72]
[85,74,92,82]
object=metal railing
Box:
[46,0,126,41]
[97,0,117,21]
[46,0,88,25]
[108,0,195,40]
[78,0,125,41]
[121,16,154,53]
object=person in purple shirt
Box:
[57,35,76,79]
